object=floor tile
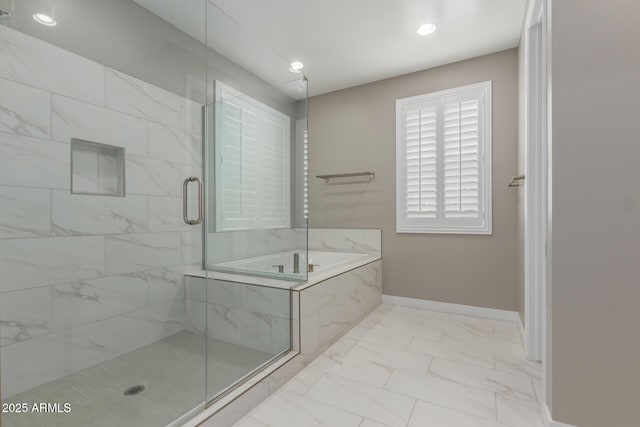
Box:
[496,394,544,427]
[281,367,324,395]
[305,374,415,427]
[428,357,537,401]
[409,337,495,369]
[408,400,505,427]
[385,369,497,421]
[308,352,393,388]
[494,353,542,380]
[533,379,542,402]
[236,304,543,427]
[360,418,391,427]
[231,417,269,427]
[346,341,433,374]
[249,389,362,427]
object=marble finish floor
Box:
[234,304,543,427]
[2,331,275,427]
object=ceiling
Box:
[135,0,526,97]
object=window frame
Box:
[396,81,492,235]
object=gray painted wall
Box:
[308,49,519,311]
[550,1,640,425]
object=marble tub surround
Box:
[186,256,381,427]
[0,25,203,398]
[234,304,543,427]
[297,260,382,363]
[307,228,381,254]
[184,277,292,355]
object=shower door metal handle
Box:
[183,176,204,225]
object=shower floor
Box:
[1,331,276,427]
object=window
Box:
[396,81,492,234]
[215,81,291,231]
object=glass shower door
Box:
[0,1,209,426]
[201,2,309,404]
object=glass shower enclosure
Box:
[0,0,307,426]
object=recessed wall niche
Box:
[71,139,125,196]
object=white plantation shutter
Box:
[396,82,491,234]
[405,105,438,218]
[215,82,291,231]
[303,129,309,219]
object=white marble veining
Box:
[207,303,279,354]
[409,337,495,369]
[245,389,362,427]
[281,367,324,395]
[0,287,52,347]
[306,374,415,427]
[1,302,185,398]
[346,341,433,374]
[0,78,51,138]
[148,121,202,165]
[105,232,182,275]
[207,228,297,265]
[95,302,184,360]
[184,274,292,355]
[242,285,290,317]
[126,155,182,196]
[408,400,506,427]
[186,277,240,307]
[51,276,148,331]
[308,228,381,253]
[148,196,193,232]
[496,394,544,427]
[308,352,392,388]
[182,229,204,267]
[428,357,537,401]
[52,190,147,235]
[1,321,106,397]
[0,27,206,405]
[299,260,382,361]
[0,236,105,292]
[0,133,69,189]
[236,304,543,427]
[0,26,105,104]
[52,94,147,156]
[105,69,181,128]
[136,266,186,306]
[0,186,51,238]
[385,369,497,420]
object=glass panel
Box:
[203,2,308,403]
[0,0,308,423]
[0,1,208,426]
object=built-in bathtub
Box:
[185,229,382,427]
[205,250,377,288]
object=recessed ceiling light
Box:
[289,61,304,73]
[33,13,56,26]
[417,22,436,36]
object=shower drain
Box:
[123,385,145,396]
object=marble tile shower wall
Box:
[0,26,203,398]
[207,229,299,265]
[184,277,290,355]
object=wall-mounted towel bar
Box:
[508,175,525,187]
[316,171,375,182]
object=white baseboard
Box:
[518,315,526,343]
[382,295,521,323]
[543,403,576,427]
